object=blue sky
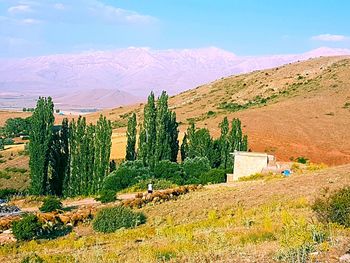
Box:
[0,0,349,58]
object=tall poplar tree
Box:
[155,91,171,161]
[125,113,137,161]
[180,133,189,162]
[29,97,54,195]
[139,92,157,167]
[48,118,69,196]
[219,117,230,169]
[168,111,179,162]
[93,115,112,193]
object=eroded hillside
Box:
[89,56,350,165]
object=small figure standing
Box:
[147,182,153,194]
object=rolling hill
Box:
[88,56,350,165]
[1,47,350,111]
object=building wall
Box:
[232,153,268,181]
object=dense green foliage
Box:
[92,206,146,233]
[180,133,189,162]
[12,214,42,241]
[181,118,247,169]
[199,169,226,184]
[126,113,137,161]
[96,189,117,203]
[182,157,211,183]
[48,118,69,196]
[154,160,184,185]
[312,186,350,227]
[0,188,18,199]
[3,117,31,137]
[103,167,138,193]
[122,179,177,193]
[64,115,112,197]
[29,97,54,195]
[39,196,62,213]
[138,91,179,167]
[28,97,112,197]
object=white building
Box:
[227,151,277,182]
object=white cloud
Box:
[311,34,348,42]
[89,0,158,25]
[20,18,41,24]
[53,3,65,10]
[7,4,32,14]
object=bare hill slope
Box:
[89,56,350,165]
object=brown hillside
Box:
[87,56,350,165]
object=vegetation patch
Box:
[12,214,42,241]
[312,186,350,227]
[217,94,278,112]
[92,206,146,233]
[39,196,63,213]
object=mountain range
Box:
[0,46,350,110]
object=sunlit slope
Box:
[88,56,350,165]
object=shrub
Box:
[96,190,117,203]
[39,196,62,213]
[119,160,152,179]
[92,206,146,233]
[312,186,350,227]
[154,160,184,185]
[182,157,211,183]
[103,167,138,192]
[121,179,177,193]
[3,138,14,145]
[21,254,44,263]
[295,156,308,164]
[12,214,42,241]
[199,169,226,184]
[0,188,17,199]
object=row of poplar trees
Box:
[125,91,248,169]
[125,91,179,168]
[180,118,248,169]
[29,97,112,197]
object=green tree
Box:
[180,133,189,162]
[29,97,54,195]
[168,111,179,162]
[155,91,172,161]
[4,117,31,137]
[93,115,112,193]
[219,117,230,169]
[48,118,69,196]
[125,113,137,161]
[139,92,157,167]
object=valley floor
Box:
[1,165,350,262]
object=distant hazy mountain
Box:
[0,46,349,110]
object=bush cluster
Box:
[312,186,350,227]
[0,188,18,200]
[122,179,177,193]
[92,206,146,233]
[39,196,62,213]
[12,214,42,241]
[103,157,226,193]
[96,189,117,203]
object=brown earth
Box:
[86,56,350,165]
[2,56,350,165]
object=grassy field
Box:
[1,165,349,262]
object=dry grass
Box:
[85,56,350,165]
[0,165,349,262]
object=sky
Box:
[0,0,349,58]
